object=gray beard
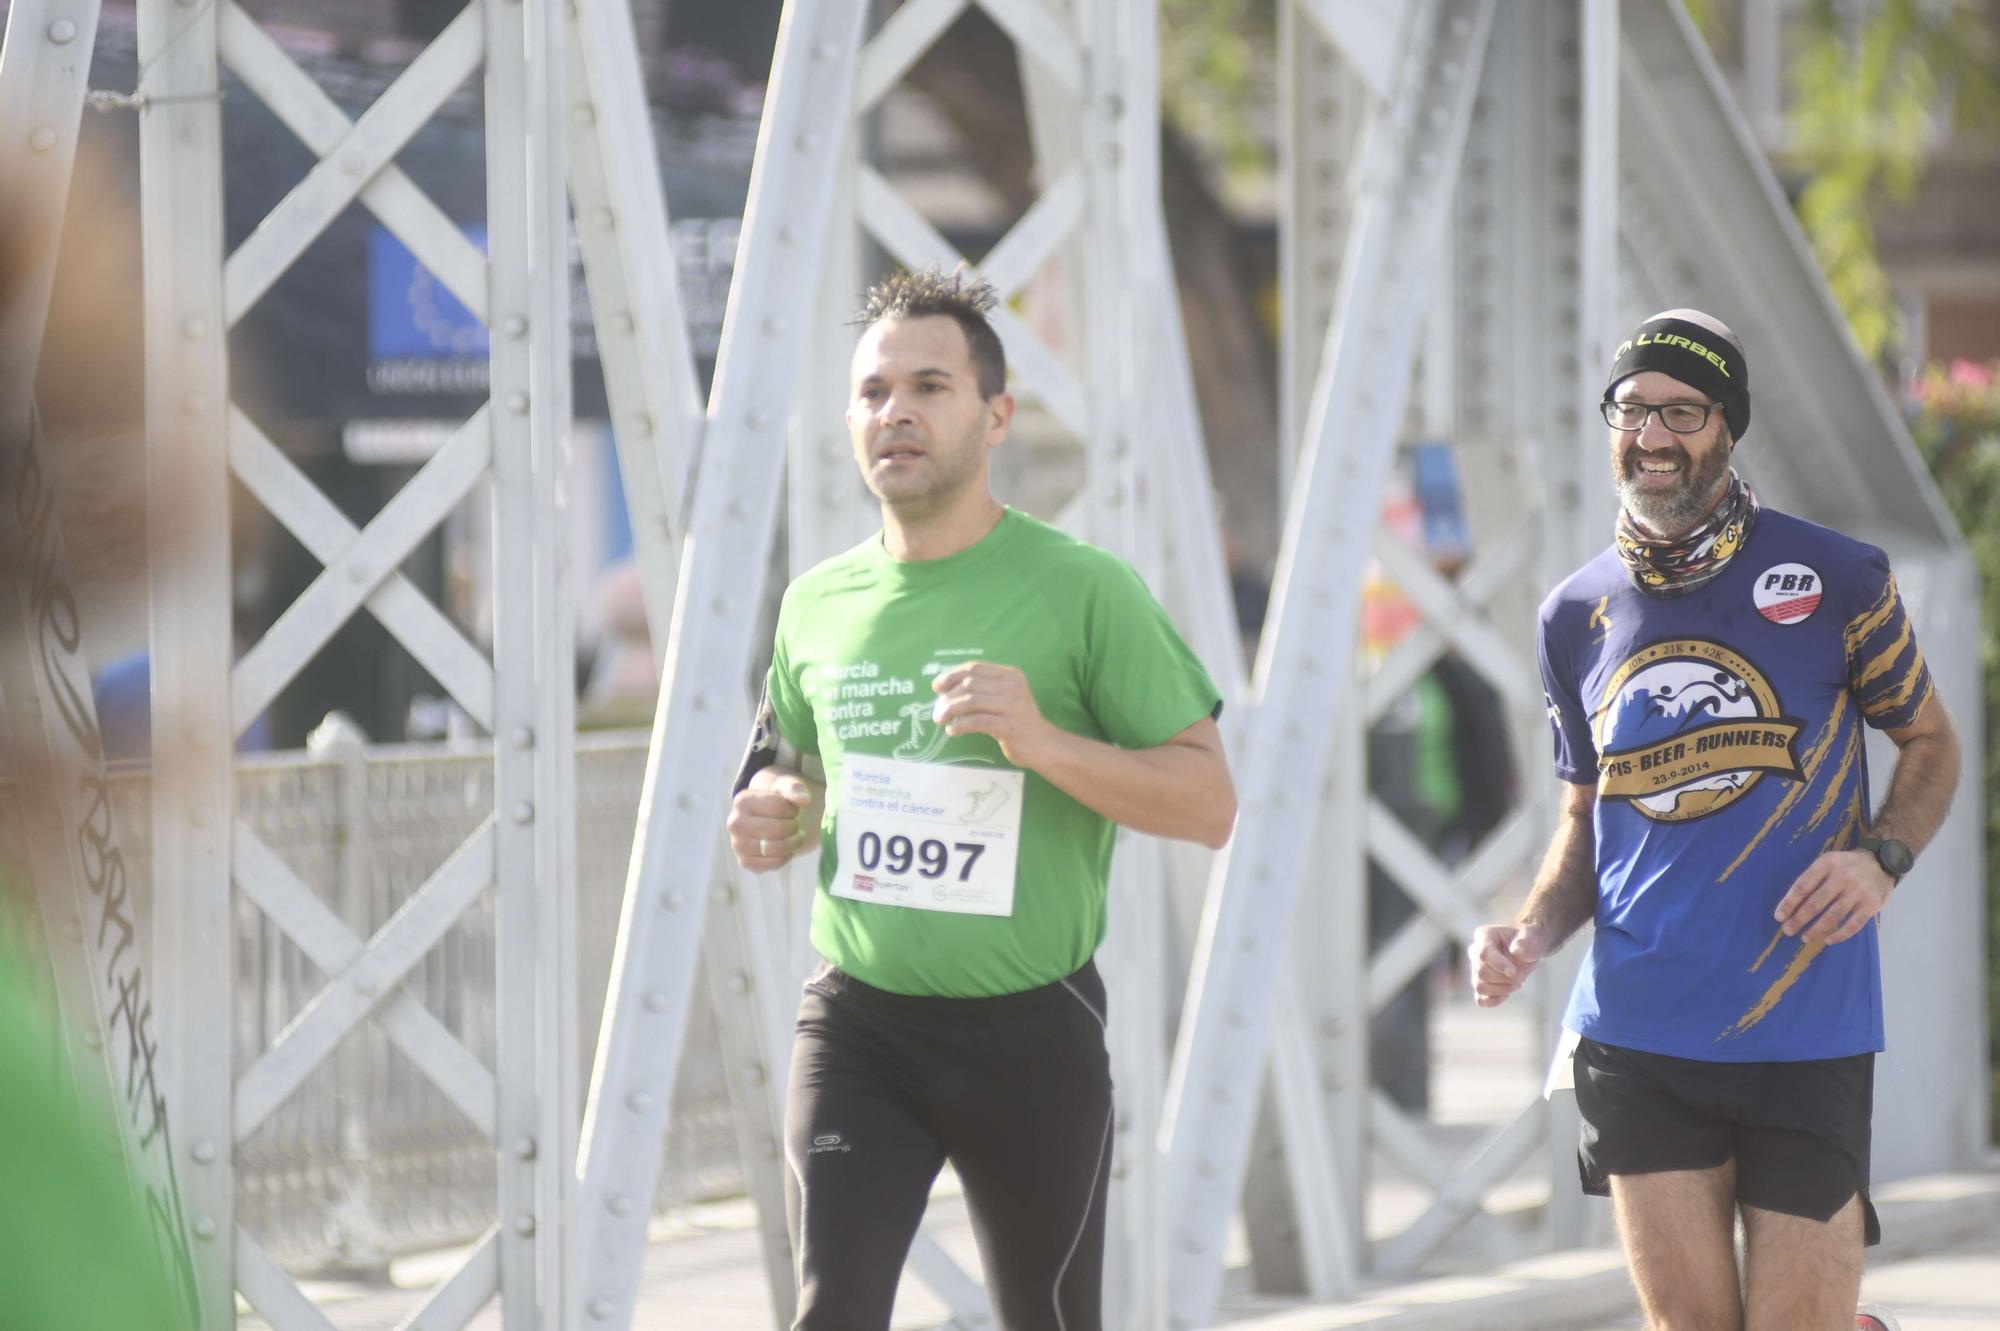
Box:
[1617,455,1732,536]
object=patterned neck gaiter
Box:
[1614,470,1760,598]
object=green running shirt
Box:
[767,508,1222,996]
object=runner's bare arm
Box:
[1469,779,1597,1007]
[1865,690,1961,856]
[1774,690,1960,944]
[930,662,1235,848]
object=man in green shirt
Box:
[727,267,1234,1331]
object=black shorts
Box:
[1572,1036,1880,1245]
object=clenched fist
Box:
[1467,924,1547,1008]
[727,766,823,874]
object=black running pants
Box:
[783,960,1114,1331]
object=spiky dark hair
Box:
[853,265,1008,399]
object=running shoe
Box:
[1855,1308,1902,1331]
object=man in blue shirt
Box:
[1471,310,1960,1331]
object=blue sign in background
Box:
[368,225,489,359]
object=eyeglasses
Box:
[1600,400,1725,434]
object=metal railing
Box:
[12,729,740,1275]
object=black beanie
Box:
[1603,315,1750,442]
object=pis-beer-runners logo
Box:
[1593,639,1806,822]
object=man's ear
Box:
[987,391,1016,442]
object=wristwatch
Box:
[1858,835,1914,880]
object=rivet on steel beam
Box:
[571,104,595,127]
[193,1140,218,1165]
[82,1030,102,1050]
[796,132,824,152]
[62,919,82,943]
[1111,1161,1128,1180]
[348,561,371,586]
[514,1136,537,1160]
[676,792,696,811]
[504,315,528,338]
[507,392,530,414]
[812,40,836,60]
[763,1138,780,1160]
[1211,1085,1230,1103]
[511,802,534,824]
[728,972,751,996]
[184,392,206,415]
[747,410,770,430]
[511,726,534,750]
[643,990,669,1013]
[1198,1159,1221,1178]
[607,1194,633,1218]
[21,696,39,718]
[631,414,654,438]
[727,499,751,520]
[711,596,730,616]
[763,316,787,336]
[28,126,57,152]
[625,1090,654,1113]
[513,1213,536,1236]
[595,207,615,230]
[745,1062,766,1086]
[778,224,801,244]
[353,973,379,998]
[660,891,685,911]
[587,1298,614,1320]
[342,151,368,177]
[692,693,710,712]
[613,311,635,334]
[1226,1009,1248,1029]
[1179,1236,1205,1256]
[194,1218,218,1240]
[181,315,206,338]
[48,18,79,42]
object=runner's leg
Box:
[943,971,1114,1331]
[1609,1162,1744,1331]
[786,989,946,1331]
[1742,1194,1865,1331]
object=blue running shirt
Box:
[1538,509,1934,1060]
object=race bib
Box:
[834,754,1023,916]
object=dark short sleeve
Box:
[1843,548,1935,730]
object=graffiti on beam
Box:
[5,408,201,1321]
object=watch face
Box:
[1878,839,1915,877]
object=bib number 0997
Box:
[855,831,986,882]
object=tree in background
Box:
[1908,361,2000,1136]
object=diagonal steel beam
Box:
[217,1,487,320]
[567,0,704,587]
[231,408,492,737]
[222,0,485,326]
[228,407,495,729]
[233,822,498,1136]
[1158,5,1497,1325]
[233,820,496,1142]
[570,5,870,1325]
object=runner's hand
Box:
[931,663,1055,768]
[727,766,822,874]
[1774,849,1894,946]
[1468,925,1545,1008]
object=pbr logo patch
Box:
[1593,639,1805,822]
[1754,563,1822,624]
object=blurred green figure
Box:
[0,917,195,1331]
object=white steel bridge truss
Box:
[0,1,1980,1329]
